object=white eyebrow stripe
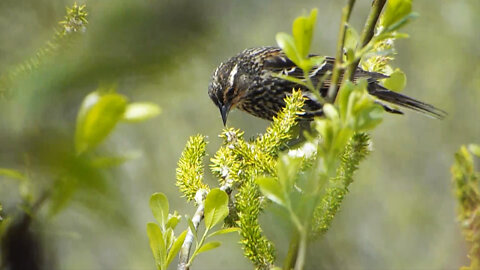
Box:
[228,64,238,87]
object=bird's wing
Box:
[262,50,387,93]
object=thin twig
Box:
[177,182,233,270]
[344,0,387,82]
[326,0,357,103]
[178,199,205,270]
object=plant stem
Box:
[177,182,233,270]
[178,202,204,270]
[293,230,308,270]
[284,232,300,270]
[344,0,387,82]
[326,0,357,103]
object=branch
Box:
[177,182,233,270]
[344,0,387,82]
[326,0,357,103]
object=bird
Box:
[208,46,446,125]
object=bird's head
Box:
[208,60,245,126]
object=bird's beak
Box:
[220,104,230,126]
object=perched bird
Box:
[208,46,446,125]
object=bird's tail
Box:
[368,84,447,119]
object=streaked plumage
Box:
[208,46,446,124]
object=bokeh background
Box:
[0,0,479,269]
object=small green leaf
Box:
[277,155,302,191]
[381,0,413,30]
[337,81,355,120]
[150,193,169,230]
[75,91,128,154]
[256,177,286,206]
[468,144,480,157]
[276,32,300,65]
[166,230,187,266]
[292,8,317,59]
[355,104,384,131]
[204,189,229,230]
[146,222,166,270]
[383,69,407,92]
[207,227,240,238]
[122,102,161,123]
[0,168,27,181]
[165,228,174,250]
[344,24,359,51]
[196,241,221,255]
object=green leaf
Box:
[381,0,413,30]
[207,227,240,238]
[277,155,302,191]
[292,8,317,59]
[383,69,407,92]
[355,104,384,131]
[0,168,27,181]
[150,193,169,230]
[146,222,166,270]
[256,177,286,206]
[165,228,174,250]
[166,230,187,266]
[196,241,221,255]
[468,144,480,157]
[337,81,355,120]
[75,91,128,154]
[276,32,300,65]
[204,189,229,230]
[122,102,161,122]
[344,24,359,51]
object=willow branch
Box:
[178,200,205,270]
[326,0,357,103]
[344,0,387,82]
[177,182,233,270]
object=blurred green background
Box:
[0,0,479,269]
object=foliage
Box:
[147,192,187,270]
[452,145,480,270]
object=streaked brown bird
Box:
[208,46,446,125]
